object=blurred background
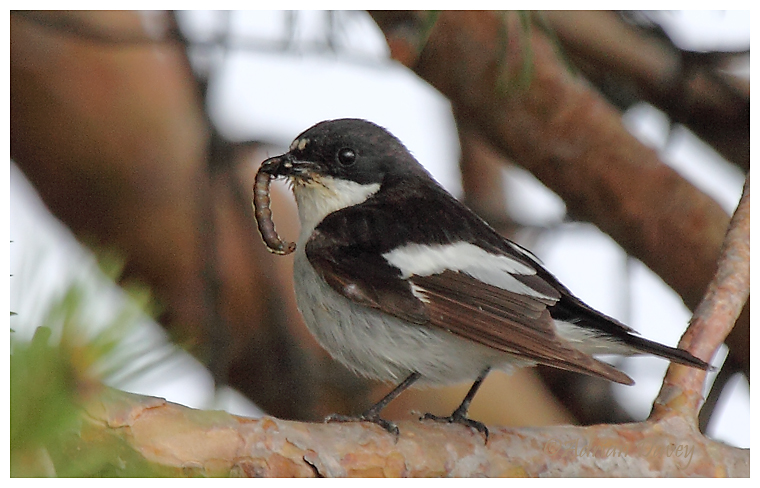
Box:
[9,10,750,468]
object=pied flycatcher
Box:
[254,118,710,438]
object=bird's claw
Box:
[325,413,400,439]
[422,412,489,442]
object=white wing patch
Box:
[383,242,554,300]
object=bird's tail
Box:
[621,333,712,370]
[551,295,712,371]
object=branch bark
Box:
[66,383,746,477]
[651,173,750,423]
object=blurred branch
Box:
[11,10,391,69]
[11,11,213,347]
[369,10,748,434]
[539,11,749,171]
[456,120,513,232]
[9,10,333,421]
[12,10,182,44]
[168,10,325,415]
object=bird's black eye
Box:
[337,147,357,166]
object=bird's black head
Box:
[263,118,430,186]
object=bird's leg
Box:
[326,371,421,437]
[422,367,491,441]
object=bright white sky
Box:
[7,10,751,449]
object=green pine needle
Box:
[10,256,167,477]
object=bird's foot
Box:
[422,411,489,442]
[325,413,400,439]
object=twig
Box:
[650,173,750,423]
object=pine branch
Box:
[70,382,746,477]
[651,173,750,423]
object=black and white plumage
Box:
[256,118,709,437]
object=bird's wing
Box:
[306,198,634,385]
[409,270,633,384]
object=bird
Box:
[254,118,710,439]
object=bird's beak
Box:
[260,153,317,182]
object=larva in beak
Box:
[253,158,296,255]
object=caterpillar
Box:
[253,160,296,255]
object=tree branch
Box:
[540,11,749,171]
[651,173,750,423]
[65,385,746,477]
